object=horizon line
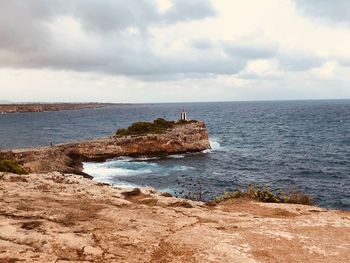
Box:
[1,98,349,105]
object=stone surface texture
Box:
[0,172,349,263]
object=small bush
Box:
[115,118,175,136]
[153,118,175,129]
[209,184,313,206]
[115,121,166,136]
[0,159,28,175]
[174,176,207,201]
[114,118,199,137]
[115,128,127,136]
[176,119,189,125]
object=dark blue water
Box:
[1,100,349,210]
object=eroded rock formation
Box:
[0,122,210,177]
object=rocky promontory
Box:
[0,121,210,177]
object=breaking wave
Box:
[202,138,225,153]
[83,156,193,185]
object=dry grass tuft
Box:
[0,160,28,175]
[208,184,314,206]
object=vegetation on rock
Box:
[0,159,28,174]
[115,118,198,136]
[176,119,198,125]
[208,184,313,206]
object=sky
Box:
[0,0,349,103]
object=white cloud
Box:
[239,59,282,79]
[155,0,173,14]
[295,0,350,26]
[311,61,337,79]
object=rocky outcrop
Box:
[0,122,210,177]
[0,172,349,262]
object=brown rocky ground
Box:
[0,172,349,263]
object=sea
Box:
[0,100,349,210]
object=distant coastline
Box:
[0,102,128,113]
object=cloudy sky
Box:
[0,0,349,103]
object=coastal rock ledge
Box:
[0,172,349,262]
[0,121,210,177]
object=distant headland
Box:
[0,102,127,113]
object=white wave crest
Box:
[83,160,153,183]
[203,138,223,153]
[132,156,160,161]
[168,154,185,159]
[84,153,194,187]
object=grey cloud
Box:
[79,0,215,33]
[0,33,246,77]
[163,0,216,23]
[236,72,263,80]
[223,42,278,59]
[294,0,350,25]
[74,0,216,34]
[227,44,323,72]
[236,50,325,80]
[0,0,221,77]
[191,38,279,59]
[73,0,159,33]
[191,39,214,50]
[338,57,350,67]
[278,52,323,71]
[0,0,325,80]
[192,38,323,72]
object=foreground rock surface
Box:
[0,172,349,263]
[0,122,210,177]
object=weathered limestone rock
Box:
[0,122,210,177]
[0,172,349,262]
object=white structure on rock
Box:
[180,109,187,120]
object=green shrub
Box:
[115,118,177,136]
[176,119,198,125]
[176,119,189,125]
[114,118,199,137]
[188,119,199,124]
[115,121,166,136]
[0,159,28,175]
[115,128,127,136]
[153,118,175,129]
